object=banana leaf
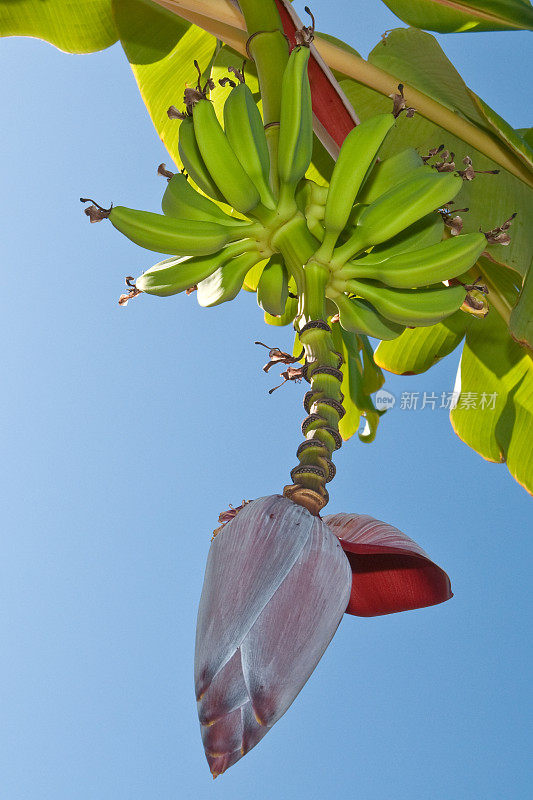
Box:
[0,0,117,53]
[374,311,472,375]
[379,0,533,33]
[112,0,218,172]
[450,306,533,494]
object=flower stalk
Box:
[272,215,344,514]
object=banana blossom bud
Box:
[195,497,452,777]
[195,495,352,777]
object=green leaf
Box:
[0,0,117,53]
[375,311,472,375]
[380,0,533,33]
[370,29,488,127]
[112,0,217,170]
[468,95,533,173]
[509,264,533,350]
[516,127,533,150]
[450,308,533,494]
[369,28,533,175]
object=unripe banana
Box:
[135,255,218,297]
[344,278,466,326]
[196,250,263,307]
[295,178,328,216]
[161,172,247,227]
[341,232,486,289]
[333,169,463,265]
[353,213,444,265]
[295,179,327,239]
[356,148,424,205]
[223,82,275,210]
[178,116,226,203]
[256,254,289,316]
[264,293,298,327]
[135,240,256,297]
[243,259,268,292]
[330,292,405,340]
[193,98,262,215]
[277,45,313,206]
[108,206,245,256]
[318,113,396,258]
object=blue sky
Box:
[1,1,531,797]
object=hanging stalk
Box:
[272,216,344,515]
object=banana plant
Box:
[13,0,527,491]
[1,0,531,779]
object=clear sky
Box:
[1,1,531,798]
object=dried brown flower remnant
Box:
[483,213,517,246]
[389,84,415,119]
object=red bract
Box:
[324,513,453,617]
[195,495,352,777]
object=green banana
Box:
[197,250,262,307]
[344,278,466,326]
[178,116,226,203]
[295,178,328,215]
[339,232,486,289]
[161,171,248,227]
[135,241,256,297]
[223,82,276,210]
[264,293,298,327]
[330,292,405,340]
[192,98,262,215]
[108,206,250,256]
[349,213,444,265]
[318,113,396,258]
[243,259,268,292]
[333,169,463,266]
[356,148,424,205]
[277,45,313,208]
[256,254,289,316]
[295,179,327,240]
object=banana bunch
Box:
[83,35,499,338]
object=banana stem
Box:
[272,217,344,515]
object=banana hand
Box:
[178,116,226,203]
[193,98,262,216]
[257,254,289,316]
[344,278,467,326]
[319,113,396,259]
[356,147,424,205]
[223,81,275,210]
[329,292,405,340]
[136,240,256,297]
[339,232,487,289]
[333,169,463,265]
[197,250,263,307]
[162,172,248,227]
[109,206,249,256]
[347,213,444,266]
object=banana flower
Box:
[195,495,451,777]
